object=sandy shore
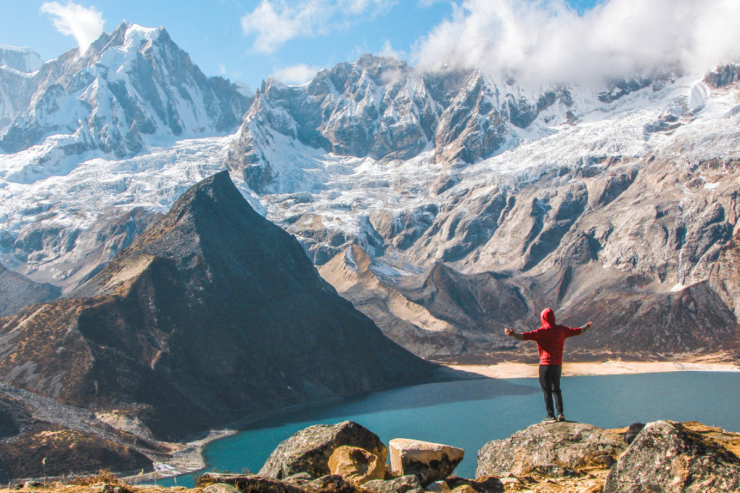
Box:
[447,359,740,379]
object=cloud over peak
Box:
[241,0,396,53]
[413,0,740,86]
[41,1,105,55]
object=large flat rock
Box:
[476,421,626,478]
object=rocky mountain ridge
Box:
[0,27,738,358]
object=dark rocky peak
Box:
[1,172,437,442]
[704,64,740,88]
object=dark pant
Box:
[539,364,563,416]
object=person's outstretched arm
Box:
[505,328,524,341]
[579,321,593,334]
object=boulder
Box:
[363,475,424,493]
[328,445,385,485]
[303,474,364,493]
[603,420,740,493]
[389,438,464,487]
[195,473,303,493]
[476,421,626,478]
[259,421,387,480]
[203,484,239,493]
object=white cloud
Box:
[413,0,740,86]
[273,63,324,84]
[377,40,403,60]
[241,0,397,53]
[40,1,104,55]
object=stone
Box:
[302,474,363,493]
[195,473,303,493]
[425,481,451,492]
[603,420,740,493]
[389,438,464,487]
[282,472,313,486]
[476,421,626,479]
[363,475,424,493]
[259,421,387,480]
[451,486,476,493]
[328,445,385,485]
[203,483,239,493]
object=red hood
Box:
[541,308,556,328]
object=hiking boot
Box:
[543,415,557,423]
[557,414,566,422]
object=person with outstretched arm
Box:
[505,308,593,423]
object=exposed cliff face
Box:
[0,22,250,160]
[0,172,438,442]
[227,56,575,195]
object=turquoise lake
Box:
[157,371,740,487]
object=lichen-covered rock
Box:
[328,445,385,485]
[259,421,387,480]
[389,438,464,487]
[363,475,424,493]
[476,421,626,478]
[603,420,740,493]
[196,474,303,493]
[203,483,239,493]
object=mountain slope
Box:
[0,263,60,317]
[0,171,438,442]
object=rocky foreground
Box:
[6,419,740,493]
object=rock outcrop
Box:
[0,172,438,475]
[476,422,627,478]
[259,421,387,480]
[389,439,465,487]
[603,420,740,493]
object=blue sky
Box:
[0,0,603,90]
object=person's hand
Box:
[505,328,514,337]
[585,321,593,329]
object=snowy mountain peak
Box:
[0,21,251,164]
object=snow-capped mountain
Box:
[0,31,738,357]
[0,45,43,73]
[0,21,251,163]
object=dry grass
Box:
[64,470,132,491]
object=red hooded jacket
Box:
[522,308,582,365]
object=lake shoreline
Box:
[136,356,740,484]
[446,359,740,379]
